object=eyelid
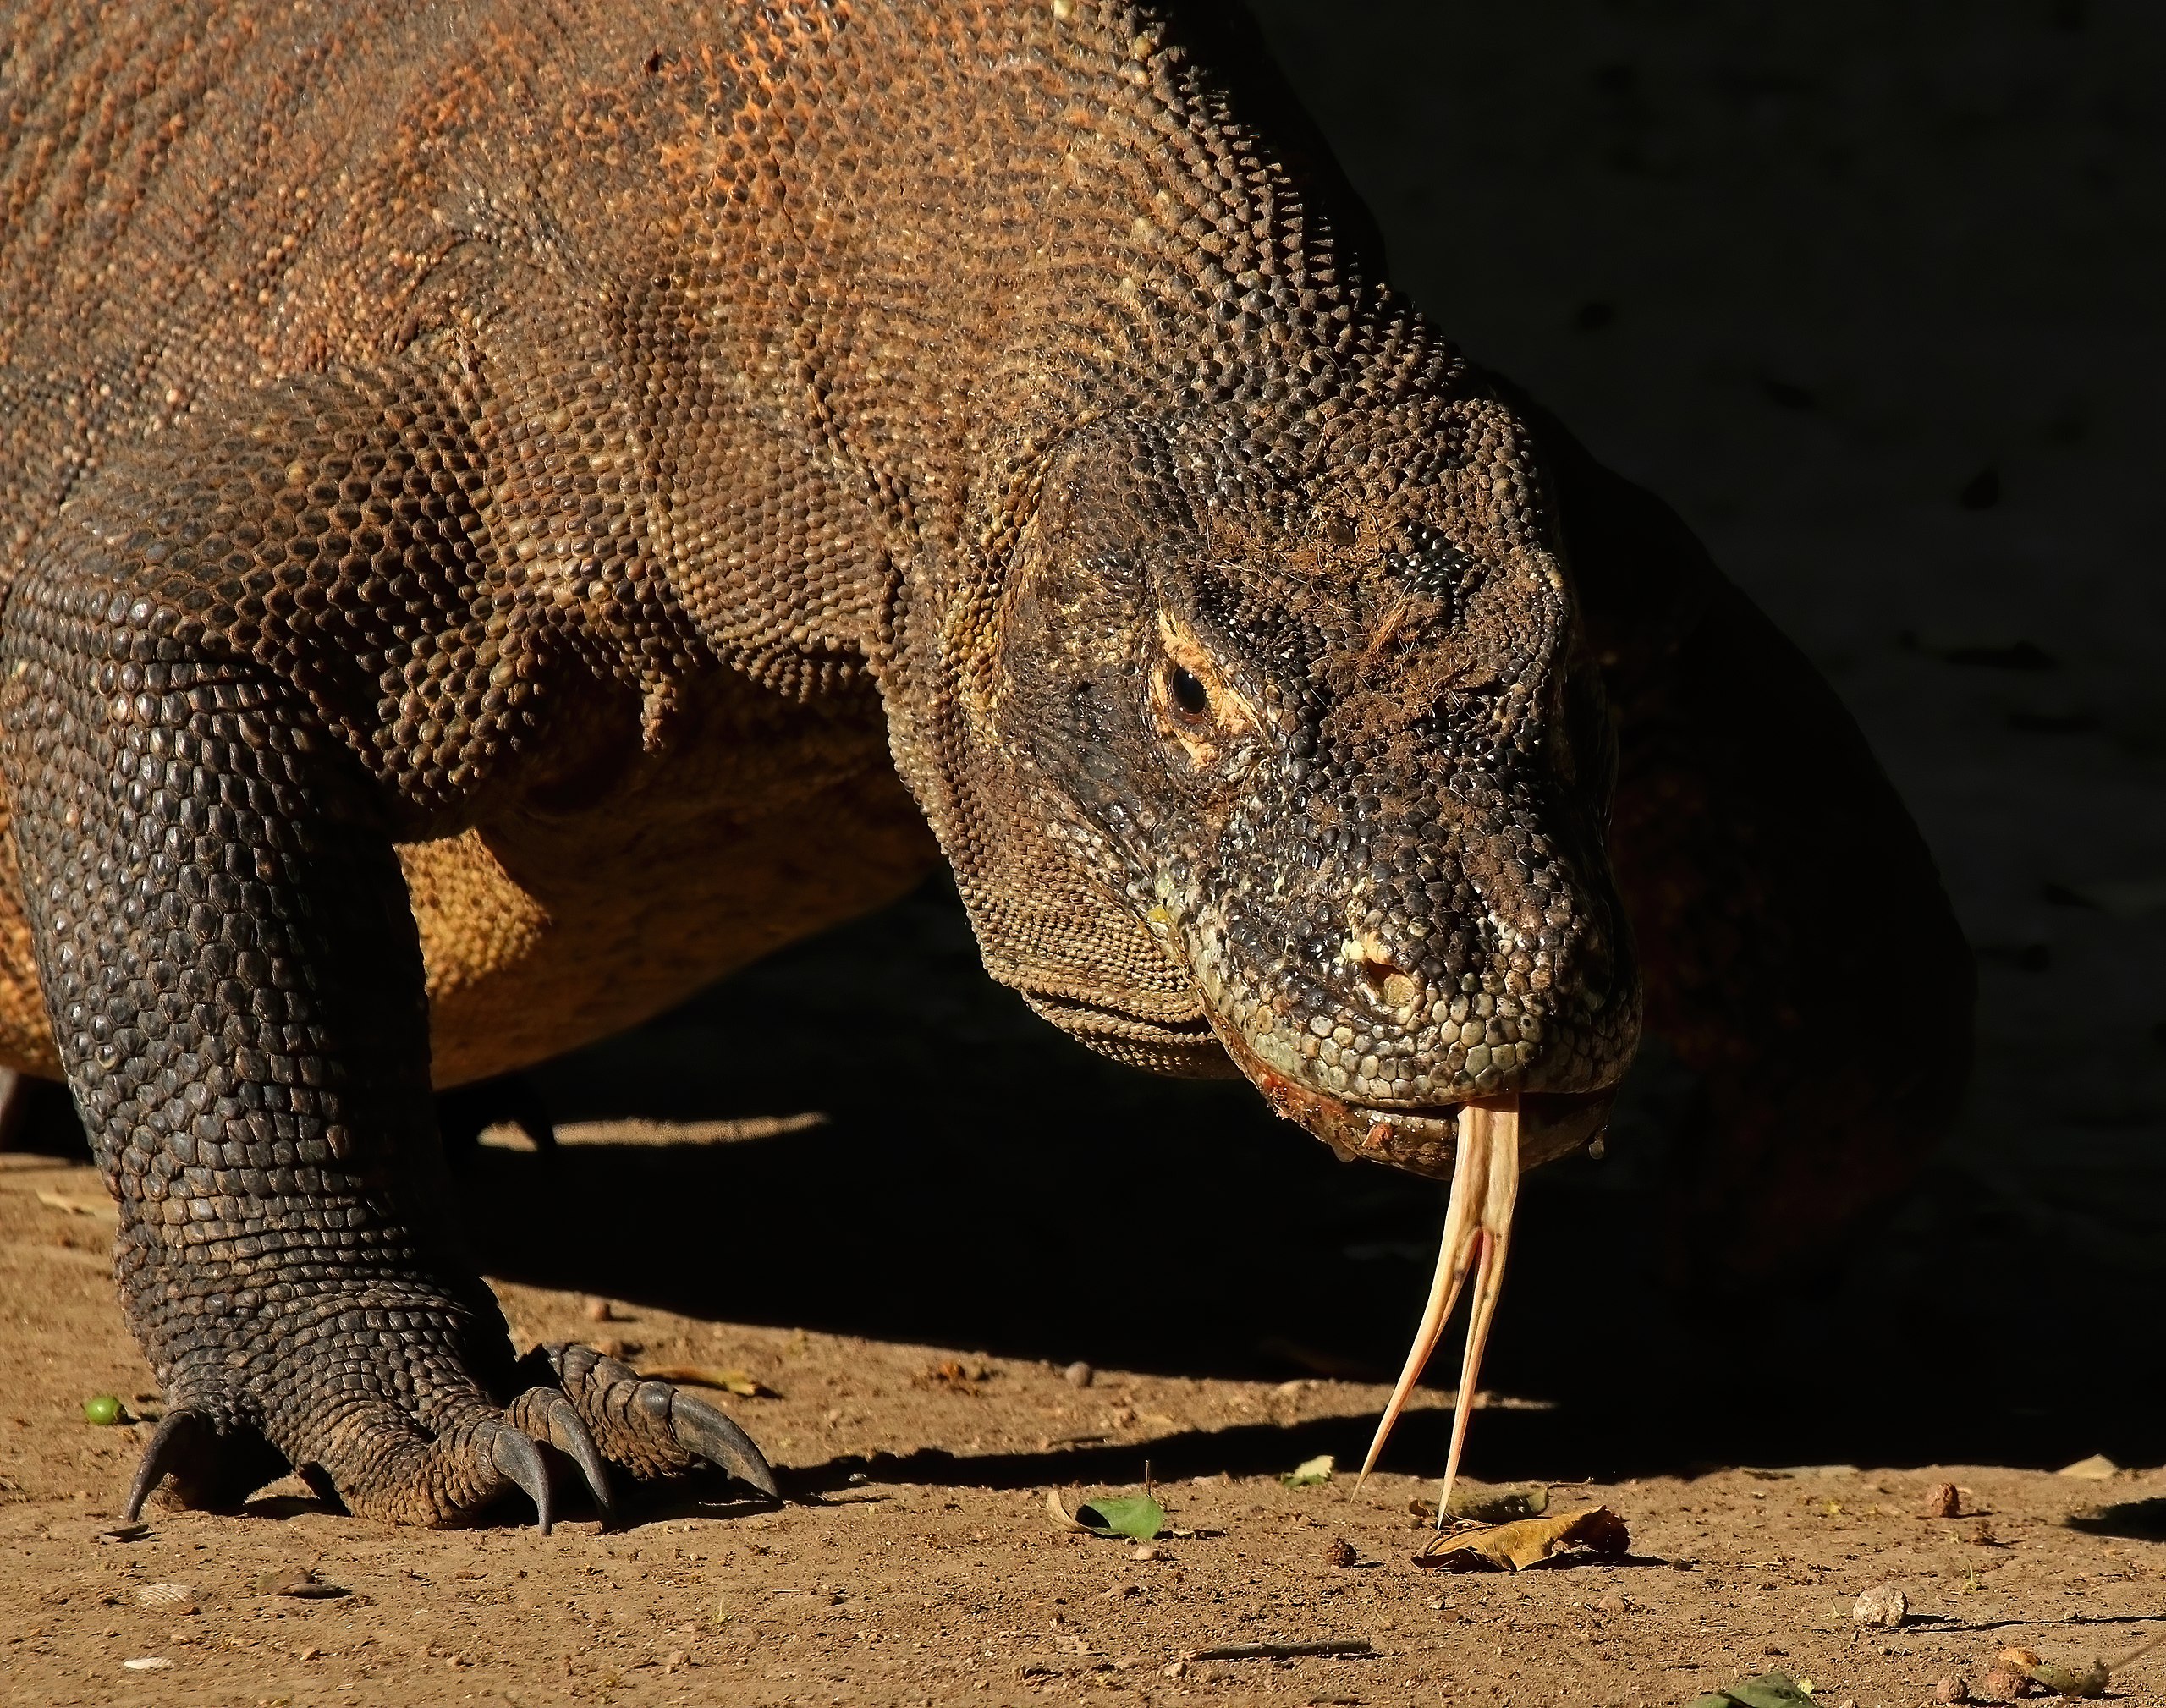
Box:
[1151,612,1261,766]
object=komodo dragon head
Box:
[922,400,1643,1505]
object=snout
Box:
[1185,812,1641,1178]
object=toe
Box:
[507,1385,618,1527]
[124,1406,290,1518]
[529,1342,781,1499]
[484,1420,554,1535]
[124,1409,212,1520]
[307,1401,547,1529]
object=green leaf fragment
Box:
[1685,1671,1817,1708]
[1283,1454,1335,1487]
[2026,1661,2109,1699]
[1447,1482,1548,1523]
[1074,1494,1165,1540]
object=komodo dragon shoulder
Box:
[0,0,1970,1527]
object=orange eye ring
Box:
[1150,612,1258,773]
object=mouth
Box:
[1212,1020,1617,1178]
[1277,1080,1612,1177]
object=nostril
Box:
[1358,954,1421,1012]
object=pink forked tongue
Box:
[1355,1096,1521,1526]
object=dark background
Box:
[464,0,2166,1481]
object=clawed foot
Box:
[513,1343,778,1502]
[124,1343,777,1533]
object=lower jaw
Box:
[1225,1040,1616,1177]
[1314,1088,1615,1176]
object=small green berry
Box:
[82,1393,123,1426]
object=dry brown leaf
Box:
[1046,1488,1094,1534]
[1413,1504,1629,1571]
[914,1358,989,1392]
[639,1365,775,1398]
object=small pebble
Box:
[1162,1661,1187,1678]
[1596,1592,1630,1616]
[585,1298,615,1323]
[1936,1675,1971,1704]
[1130,1544,1163,1562]
[1062,1361,1092,1387]
[121,1658,171,1672]
[1325,1537,1357,1568]
[1852,1582,1907,1628]
[1922,1481,1962,1518]
[1977,1664,2031,1702]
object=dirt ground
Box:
[8,1145,2166,1708]
[3,0,2162,1704]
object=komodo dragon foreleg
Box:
[0,358,771,1530]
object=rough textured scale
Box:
[0,0,1971,1526]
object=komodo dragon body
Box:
[0,0,1971,1526]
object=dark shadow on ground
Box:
[2065,1500,2166,1541]
[461,875,2166,1487]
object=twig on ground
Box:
[1183,1639,1376,1662]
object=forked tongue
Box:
[1355,1096,1520,1526]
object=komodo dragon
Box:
[0,0,1971,1530]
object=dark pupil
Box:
[1168,666,1210,717]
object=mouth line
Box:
[1338,1087,1612,1128]
[1226,1030,1614,1177]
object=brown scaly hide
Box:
[0,0,1969,1524]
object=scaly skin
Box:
[0,0,1971,1525]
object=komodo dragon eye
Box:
[1146,616,1257,774]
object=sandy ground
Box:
[9,1147,2166,1708]
[3,0,2163,1704]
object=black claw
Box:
[123,1407,208,1521]
[491,1426,554,1535]
[542,1392,618,1530]
[668,1392,781,1500]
